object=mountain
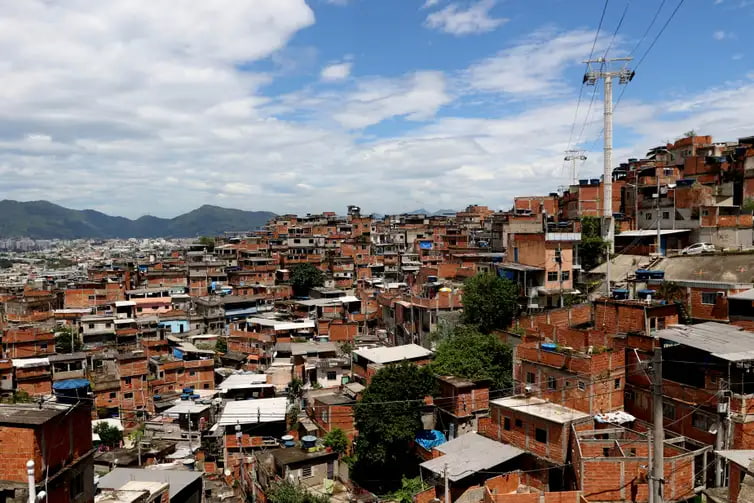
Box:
[0,200,276,239]
[407,208,457,216]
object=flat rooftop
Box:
[0,403,70,426]
[353,344,432,364]
[491,396,591,424]
[270,446,338,466]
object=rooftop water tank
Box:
[301,435,317,449]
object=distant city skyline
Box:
[0,0,751,218]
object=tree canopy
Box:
[353,362,436,492]
[94,422,123,448]
[461,273,518,333]
[290,263,325,297]
[55,325,83,353]
[215,337,228,353]
[323,427,349,456]
[197,236,215,252]
[579,217,607,272]
[431,325,513,390]
[267,480,330,503]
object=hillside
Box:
[0,200,276,239]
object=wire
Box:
[602,0,631,60]
[629,0,667,57]
[588,0,610,62]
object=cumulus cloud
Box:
[463,29,606,96]
[0,1,752,218]
[320,62,352,81]
[332,71,452,129]
[425,0,507,36]
[713,30,727,40]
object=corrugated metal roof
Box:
[491,396,591,424]
[353,344,432,364]
[420,433,523,481]
[217,397,288,426]
[657,322,754,362]
[729,288,754,301]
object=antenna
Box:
[564,150,587,186]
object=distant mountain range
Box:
[408,208,457,216]
[0,200,276,239]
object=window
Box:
[692,412,715,432]
[177,368,184,375]
[645,213,652,220]
[547,271,558,281]
[189,371,196,376]
[526,372,536,384]
[327,371,337,381]
[578,381,586,391]
[547,376,557,390]
[515,419,523,428]
[504,417,511,431]
[603,447,611,457]
[561,271,570,281]
[663,168,674,176]
[124,377,131,385]
[662,211,670,219]
[663,402,676,420]
[535,428,547,443]
[109,392,116,399]
[702,209,709,216]
[204,383,210,389]
[40,343,47,350]
[124,392,133,399]
[614,378,621,390]
[302,466,313,478]
[701,292,719,305]
[88,323,95,329]
[629,448,637,457]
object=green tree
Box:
[215,337,228,353]
[389,477,428,503]
[290,263,325,297]
[353,362,436,492]
[461,273,518,333]
[323,427,349,456]
[579,216,607,272]
[267,480,330,503]
[430,325,513,390]
[55,325,83,353]
[94,422,123,448]
[197,236,215,252]
[654,281,685,303]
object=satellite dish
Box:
[224,469,232,477]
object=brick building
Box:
[0,402,95,503]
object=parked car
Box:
[681,243,715,255]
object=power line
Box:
[629,0,667,57]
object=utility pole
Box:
[647,430,654,503]
[651,345,664,503]
[583,57,634,296]
[564,150,587,187]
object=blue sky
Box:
[0,0,751,218]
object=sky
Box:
[1,0,753,218]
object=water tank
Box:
[612,289,629,300]
[52,379,90,405]
[180,393,191,401]
[182,387,194,394]
[541,343,557,352]
[190,394,201,401]
[301,435,317,449]
[281,435,295,448]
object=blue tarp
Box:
[415,429,447,450]
[419,241,433,250]
[53,379,90,390]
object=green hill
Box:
[0,200,276,239]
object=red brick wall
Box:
[688,287,742,322]
[594,302,679,335]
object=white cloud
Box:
[1,2,753,219]
[713,30,727,40]
[320,62,352,81]
[463,29,603,96]
[422,0,441,8]
[332,71,451,129]
[425,0,507,36]
[326,0,350,5]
